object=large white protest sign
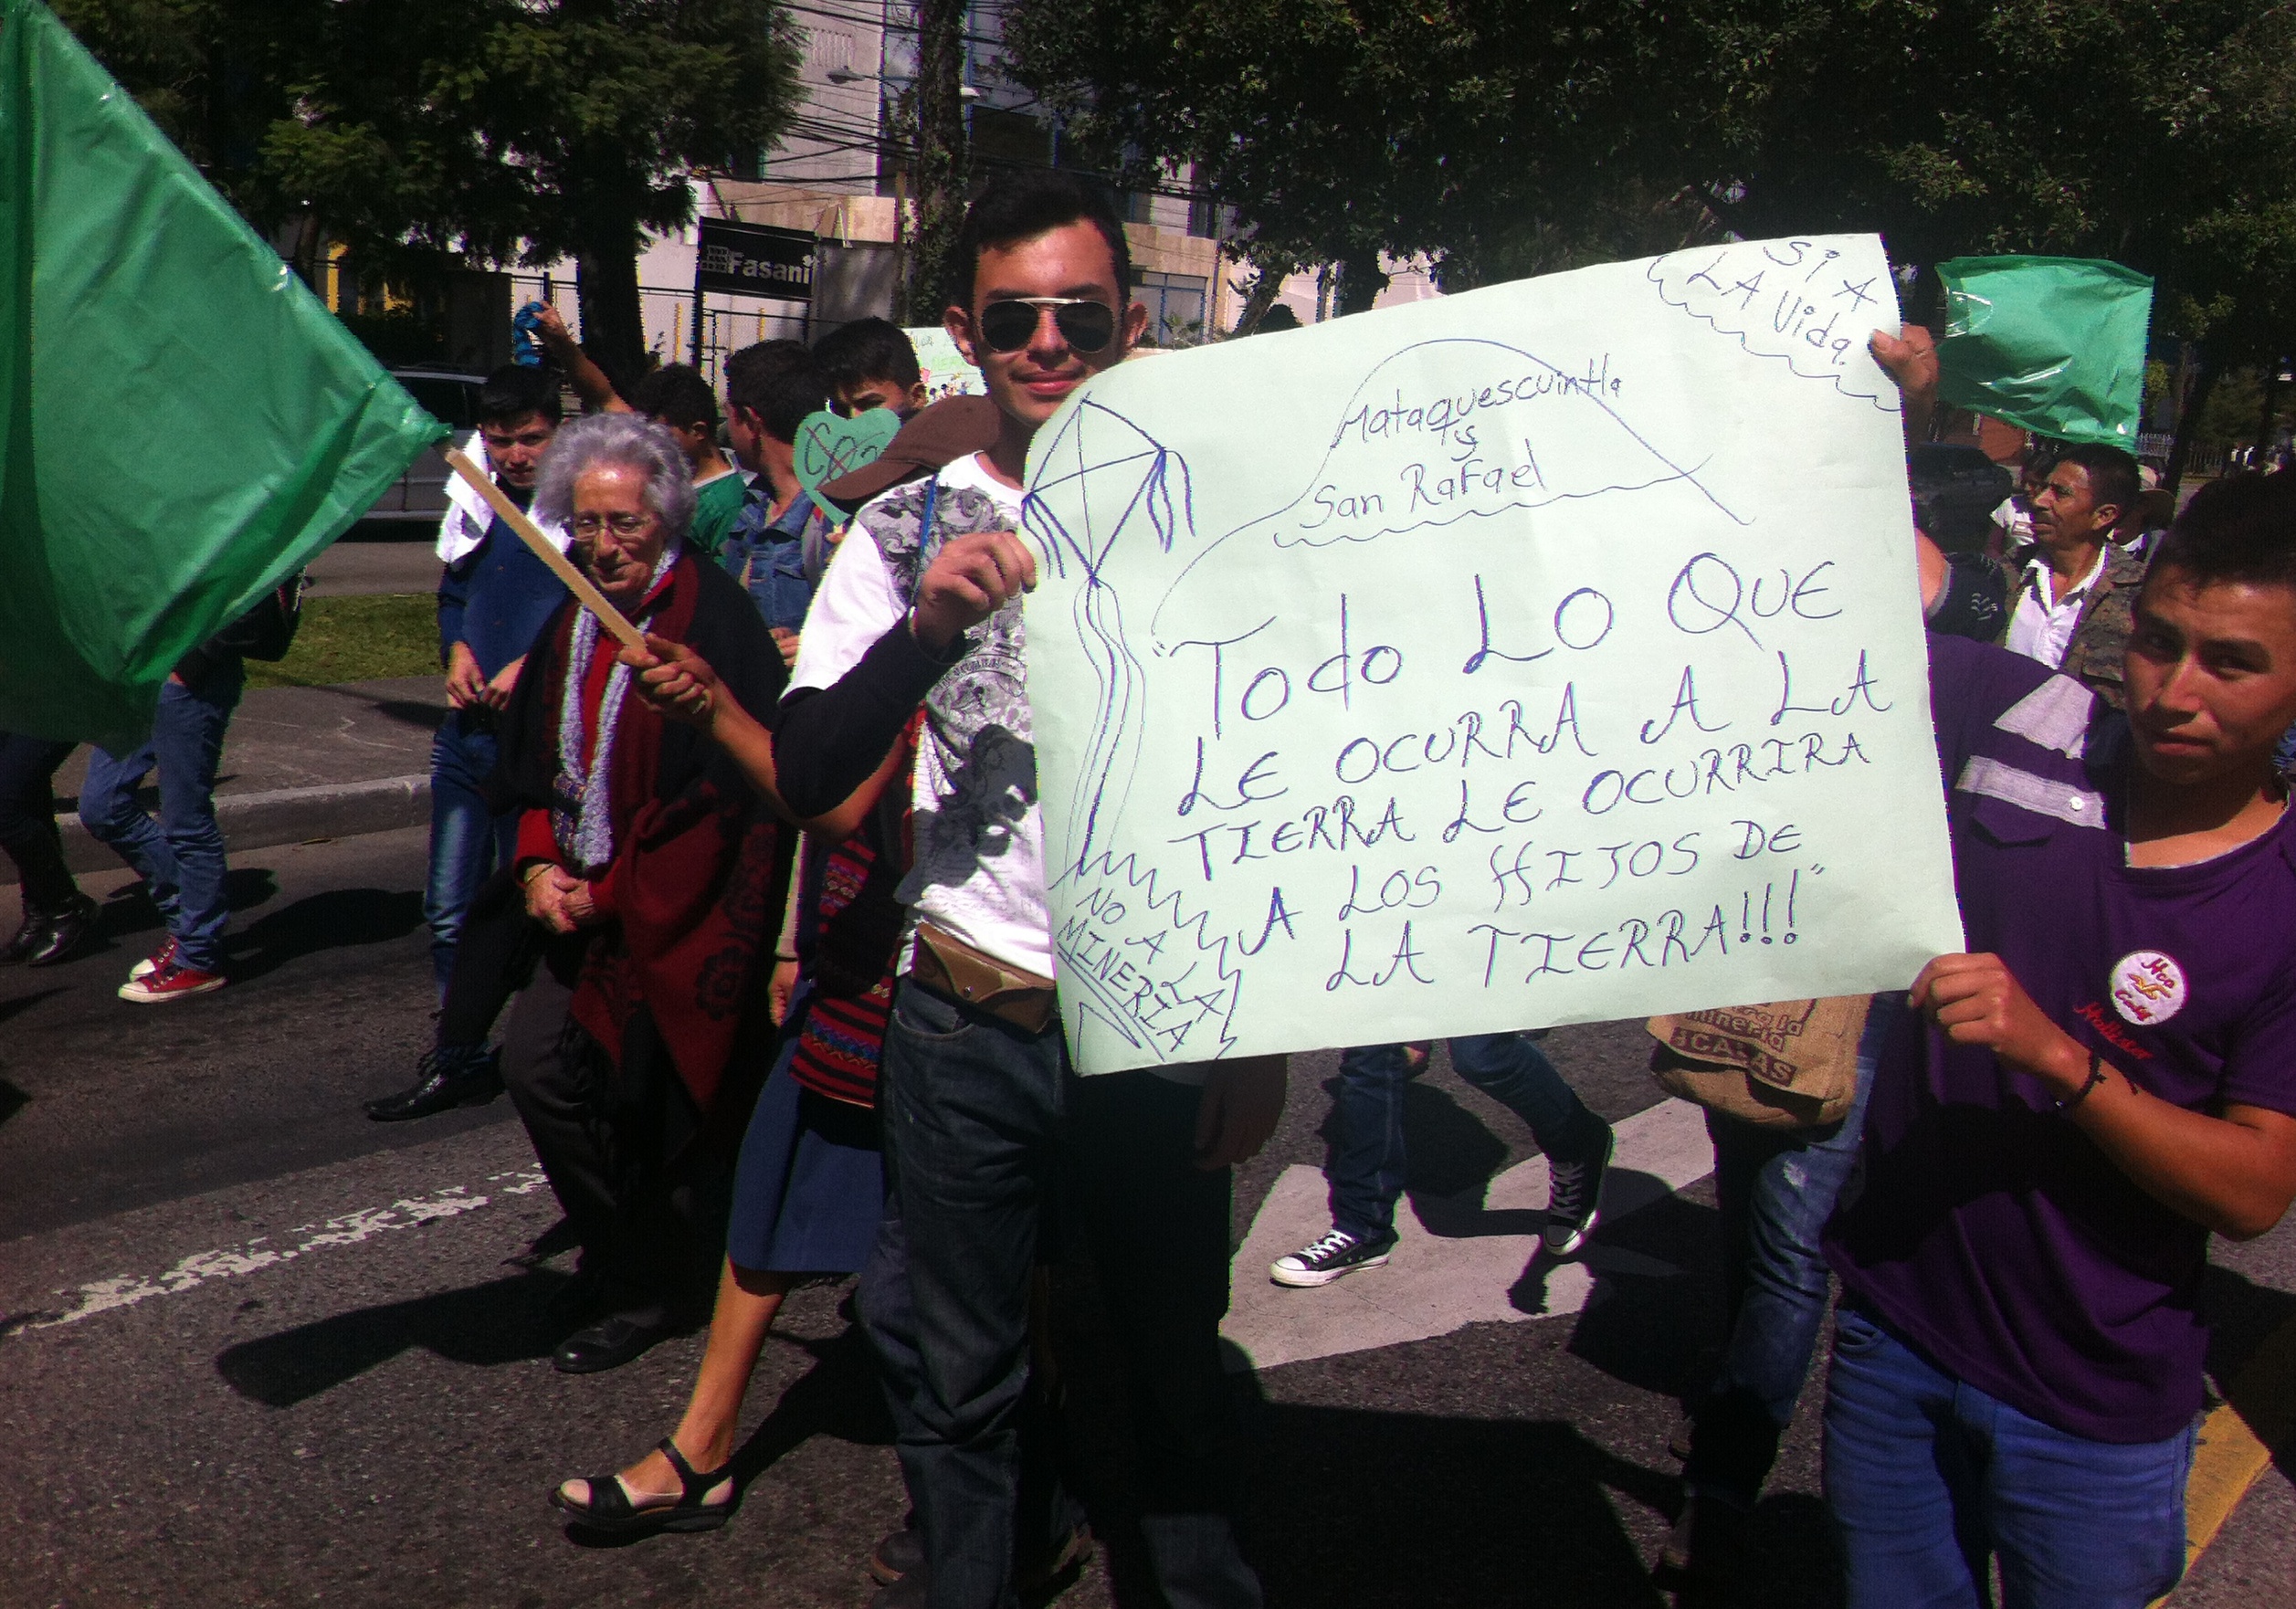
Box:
[1021,234,1964,1075]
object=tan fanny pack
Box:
[909,920,1058,1035]
[1646,995,1872,1130]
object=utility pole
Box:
[2258,358,2288,467]
[891,163,910,322]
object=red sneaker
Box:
[129,936,179,982]
[119,957,225,1004]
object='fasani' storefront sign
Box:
[696,217,815,301]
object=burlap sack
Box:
[1646,996,1872,1130]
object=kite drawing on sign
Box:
[1026,396,1195,871]
[1023,399,1249,1062]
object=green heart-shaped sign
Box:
[795,407,902,521]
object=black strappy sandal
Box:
[550,1437,735,1536]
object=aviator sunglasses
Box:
[976,296,1118,354]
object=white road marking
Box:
[9,1166,549,1333]
[12,1100,1718,1365]
[1223,1098,1715,1372]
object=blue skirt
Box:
[725,994,885,1275]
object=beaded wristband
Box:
[2055,1050,2107,1112]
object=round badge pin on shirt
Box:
[2110,950,2187,1026]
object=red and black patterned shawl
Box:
[495,548,792,1116]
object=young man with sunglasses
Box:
[726,170,1285,1609]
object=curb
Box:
[2160,1309,2296,1602]
[7,774,433,885]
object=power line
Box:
[778,0,1010,52]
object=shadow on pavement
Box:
[727,1320,897,1472]
[222,886,424,983]
[561,1317,898,1551]
[294,678,447,732]
[1702,1491,1844,1609]
[90,868,280,950]
[216,1271,567,1406]
[0,1075,28,1129]
[367,699,449,731]
[1564,1188,1722,1398]
[1051,1240,1712,1609]
[1223,1374,1841,1608]
[0,992,63,1035]
[2204,1264,2296,1384]
[84,868,413,983]
[1234,1397,1674,1608]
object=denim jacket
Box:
[717,485,823,633]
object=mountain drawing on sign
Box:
[1149,335,1743,637]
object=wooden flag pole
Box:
[442,447,648,651]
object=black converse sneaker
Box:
[1543,1122,1615,1257]
[1269,1227,1396,1288]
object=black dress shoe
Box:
[869,1526,924,1585]
[363,1045,502,1122]
[24,893,99,966]
[553,1314,677,1375]
[0,906,47,965]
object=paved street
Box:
[3,826,2293,1607]
[307,529,443,598]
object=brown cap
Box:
[816,395,1003,513]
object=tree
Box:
[52,0,310,219]
[1006,1,1712,300]
[1009,0,2296,448]
[1688,1,2296,486]
[54,0,805,382]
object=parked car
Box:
[363,368,486,524]
[1906,442,2014,552]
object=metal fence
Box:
[507,275,810,388]
[2134,430,2229,478]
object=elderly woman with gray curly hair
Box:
[490,412,794,1378]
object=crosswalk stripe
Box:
[2,1166,548,1335]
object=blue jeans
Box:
[859,1156,1083,1591]
[1331,1033,1606,1243]
[877,981,1260,1609]
[1824,1306,2193,1608]
[80,666,244,973]
[1684,995,1893,1506]
[424,711,517,996]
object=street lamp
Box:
[827,67,982,100]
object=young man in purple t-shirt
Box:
[1822,472,2296,1607]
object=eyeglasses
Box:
[977,297,1118,354]
[572,511,656,538]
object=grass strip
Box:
[246,594,438,690]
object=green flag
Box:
[1933,255,2154,452]
[0,0,444,743]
